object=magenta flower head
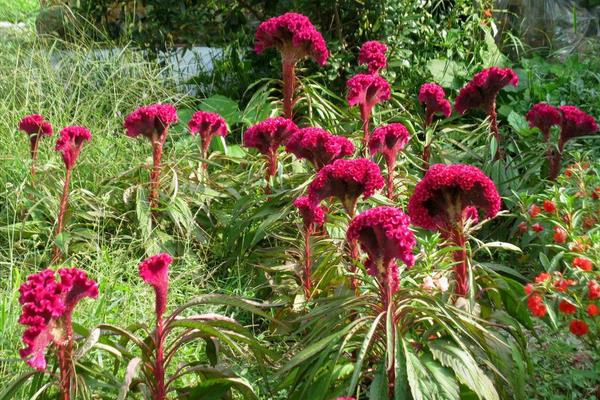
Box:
[407,164,501,234]
[188,111,228,168]
[347,73,391,146]
[255,12,328,65]
[454,67,519,115]
[124,103,178,141]
[525,103,561,141]
[139,253,173,319]
[359,40,388,74]
[19,114,53,137]
[294,196,325,233]
[285,127,354,170]
[558,105,598,145]
[418,83,452,127]
[347,206,416,296]
[308,158,384,217]
[369,123,410,199]
[55,126,91,169]
[18,268,97,371]
[243,117,299,180]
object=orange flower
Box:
[543,200,556,213]
[573,257,593,271]
[587,304,599,317]
[558,299,577,314]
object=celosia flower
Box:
[589,280,600,300]
[569,319,588,336]
[359,40,387,74]
[558,105,598,144]
[526,103,561,142]
[308,158,385,216]
[285,127,354,170]
[418,83,452,127]
[587,304,599,317]
[531,223,544,233]
[455,67,519,115]
[558,300,577,314]
[124,103,178,140]
[18,268,97,371]
[573,257,593,271]
[543,200,556,213]
[243,117,298,179]
[347,73,391,145]
[529,204,541,218]
[407,164,501,233]
[369,123,410,198]
[255,12,328,65]
[552,226,567,244]
[554,278,576,293]
[55,126,92,169]
[294,196,325,233]
[188,111,228,169]
[527,293,547,317]
[347,206,416,296]
[139,253,173,319]
[535,272,551,283]
[462,206,479,224]
[517,222,528,233]
[19,114,53,137]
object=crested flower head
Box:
[454,67,519,115]
[359,40,387,74]
[558,105,598,144]
[346,73,391,109]
[55,125,91,169]
[347,206,416,293]
[124,103,178,140]
[525,103,561,141]
[139,253,173,319]
[285,127,354,170]
[19,114,53,137]
[418,83,452,126]
[308,158,384,216]
[18,268,97,371]
[255,12,329,65]
[188,111,228,141]
[294,196,325,232]
[407,164,501,233]
[368,123,410,161]
[243,117,298,155]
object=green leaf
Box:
[0,372,39,400]
[426,59,467,87]
[476,241,522,254]
[75,328,100,360]
[347,312,384,395]
[178,377,258,400]
[117,357,141,400]
[369,361,387,400]
[404,344,458,400]
[200,95,241,126]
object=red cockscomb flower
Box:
[455,67,519,115]
[359,40,387,74]
[294,196,325,233]
[285,127,354,170]
[552,226,568,244]
[347,73,391,146]
[531,223,544,233]
[543,200,556,213]
[347,206,416,299]
[407,164,501,233]
[569,319,589,336]
[55,126,91,169]
[529,204,541,218]
[188,111,228,169]
[308,158,384,217]
[124,103,178,140]
[527,293,547,317]
[19,114,53,137]
[526,103,561,142]
[589,280,600,300]
[418,83,452,127]
[139,253,173,319]
[369,123,410,199]
[587,304,599,317]
[243,117,298,182]
[558,299,577,314]
[573,257,593,271]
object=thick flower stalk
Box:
[359,40,387,74]
[138,253,173,400]
[52,126,91,264]
[347,73,391,148]
[347,206,415,397]
[19,268,98,400]
[18,114,53,184]
[454,67,519,159]
[285,127,354,170]
[526,102,561,177]
[124,103,178,210]
[294,196,325,299]
[548,105,598,180]
[255,12,329,119]
[418,83,451,166]
[243,117,298,191]
[408,164,501,296]
[368,123,410,199]
[188,111,228,171]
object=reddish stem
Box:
[154,317,166,400]
[29,135,40,186]
[282,60,296,120]
[489,101,502,160]
[422,118,431,170]
[303,228,313,299]
[150,137,164,211]
[201,135,211,171]
[51,167,72,264]
[360,104,371,154]
[451,227,469,296]
[385,156,396,200]
[548,140,564,181]
[58,314,74,400]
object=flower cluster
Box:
[454,67,519,115]
[255,12,329,65]
[346,73,391,109]
[188,111,228,142]
[244,117,298,156]
[55,125,92,169]
[19,268,98,370]
[294,196,325,233]
[124,103,178,139]
[368,123,411,160]
[19,114,53,137]
[359,40,387,74]
[525,102,561,141]
[285,127,354,170]
[558,105,598,144]
[139,253,173,319]
[418,83,452,127]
